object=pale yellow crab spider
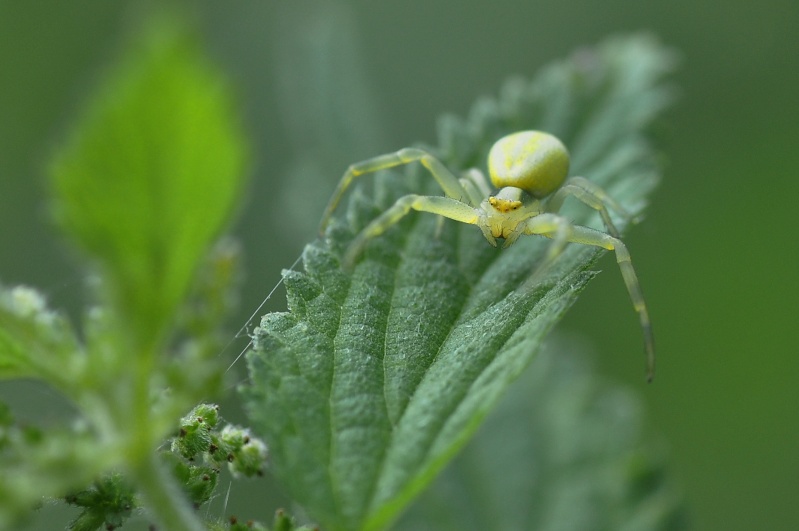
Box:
[319,130,655,381]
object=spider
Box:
[318,130,655,381]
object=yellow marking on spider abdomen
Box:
[487,131,570,198]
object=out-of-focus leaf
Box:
[49,18,247,349]
[0,16,249,530]
[0,285,78,383]
[273,2,388,238]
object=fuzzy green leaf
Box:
[49,19,247,349]
[0,284,79,383]
[0,17,248,530]
[243,35,675,531]
[395,338,688,531]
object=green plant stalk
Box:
[124,336,204,530]
[130,451,205,531]
[135,373,197,527]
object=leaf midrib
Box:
[360,212,549,525]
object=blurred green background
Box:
[1,1,797,530]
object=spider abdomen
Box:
[487,131,570,199]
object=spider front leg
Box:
[518,213,574,282]
[319,148,471,234]
[546,176,634,238]
[459,168,493,205]
[343,194,479,268]
[523,215,655,381]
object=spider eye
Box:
[488,196,522,213]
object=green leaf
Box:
[395,338,688,531]
[0,16,248,530]
[49,18,247,349]
[65,473,136,531]
[0,284,79,383]
[0,412,110,529]
[243,34,675,531]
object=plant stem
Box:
[133,452,206,531]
